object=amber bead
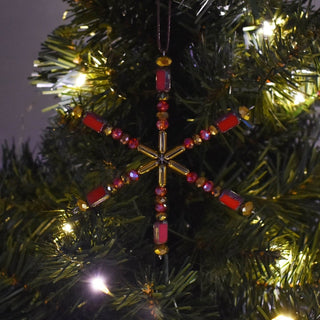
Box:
[156,56,172,67]
[104,125,113,136]
[238,106,250,120]
[156,212,167,221]
[72,105,83,118]
[195,177,206,188]
[242,201,254,216]
[209,125,218,136]
[77,199,89,211]
[156,112,169,120]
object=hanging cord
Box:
[156,0,172,55]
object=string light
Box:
[90,276,113,296]
[272,315,294,320]
[62,223,73,233]
[293,92,305,105]
[75,73,87,87]
[260,21,275,37]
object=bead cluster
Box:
[82,112,140,150]
[86,169,139,207]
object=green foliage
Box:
[2,0,320,319]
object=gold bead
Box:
[212,186,221,197]
[156,212,167,221]
[154,244,169,256]
[72,105,83,118]
[156,112,169,120]
[104,125,113,136]
[77,199,89,211]
[195,177,206,188]
[238,106,250,120]
[156,56,172,67]
[192,134,202,145]
[242,201,254,216]
[209,125,218,135]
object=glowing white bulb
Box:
[62,223,73,233]
[273,315,294,320]
[75,73,87,87]
[90,276,111,295]
[294,92,305,104]
[261,21,275,37]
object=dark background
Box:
[0,0,320,154]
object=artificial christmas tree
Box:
[1,0,320,319]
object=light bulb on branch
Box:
[273,315,294,320]
[90,276,113,296]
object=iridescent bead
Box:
[183,137,194,149]
[156,119,169,130]
[155,186,167,196]
[120,133,130,144]
[128,138,139,149]
[111,128,123,140]
[157,100,169,112]
[155,203,167,213]
[200,129,211,141]
[113,177,124,189]
[203,180,214,192]
[186,172,198,183]
[128,169,139,181]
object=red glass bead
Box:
[128,138,139,149]
[200,129,211,141]
[155,186,167,196]
[186,172,198,183]
[157,100,169,112]
[111,128,123,140]
[184,137,194,149]
[156,119,169,130]
[203,180,214,192]
[155,203,167,213]
[113,177,124,189]
[219,189,244,210]
[86,186,110,207]
[153,221,168,245]
[82,112,105,133]
[128,169,139,181]
[156,69,171,92]
[216,112,240,133]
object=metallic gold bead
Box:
[72,105,83,118]
[209,125,218,135]
[242,201,254,216]
[212,186,221,197]
[156,56,172,67]
[156,212,167,221]
[77,199,89,211]
[238,106,250,120]
[192,134,202,145]
[154,244,169,256]
[104,125,113,136]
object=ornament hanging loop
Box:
[156,0,172,55]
